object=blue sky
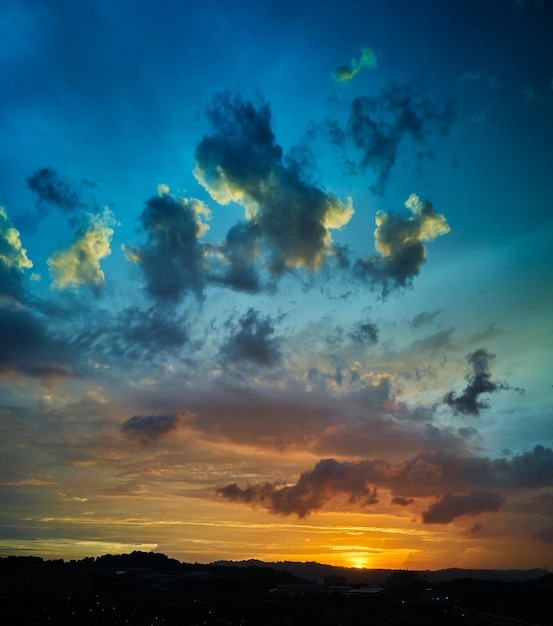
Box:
[1,0,552,569]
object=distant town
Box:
[0,551,550,625]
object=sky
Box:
[1,0,552,571]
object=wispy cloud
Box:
[331,47,377,83]
[328,81,456,195]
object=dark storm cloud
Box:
[121,413,183,444]
[72,306,189,363]
[219,308,281,367]
[331,81,456,195]
[444,348,521,416]
[218,458,378,518]
[124,190,210,303]
[353,194,450,293]
[218,445,553,520]
[422,491,504,524]
[194,92,354,277]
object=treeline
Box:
[0,550,307,588]
[0,550,181,571]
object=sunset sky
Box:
[1,0,552,571]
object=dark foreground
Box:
[1,553,551,625]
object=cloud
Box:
[22,167,102,234]
[179,373,469,459]
[391,496,414,506]
[422,491,504,524]
[218,458,379,518]
[219,308,281,367]
[124,187,210,302]
[444,348,521,416]
[0,205,33,300]
[216,457,394,518]
[459,70,482,83]
[0,206,77,381]
[72,306,189,363]
[330,81,455,195]
[469,323,503,344]
[26,167,83,220]
[406,327,455,356]
[218,446,553,520]
[331,47,377,83]
[354,194,450,293]
[48,208,115,293]
[0,305,76,382]
[121,413,184,444]
[210,221,262,293]
[410,309,442,329]
[349,321,379,344]
[194,92,354,277]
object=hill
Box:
[211,558,548,584]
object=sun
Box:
[349,555,370,570]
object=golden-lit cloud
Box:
[374,193,450,258]
[0,206,33,271]
[194,92,354,276]
[353,193,450,292]
[48,208,115,291]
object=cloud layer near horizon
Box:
[218,446,553,522]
